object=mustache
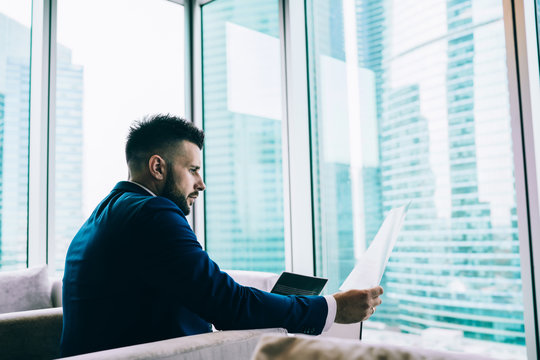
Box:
[188,192,199,198]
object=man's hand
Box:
[332,286,383,324]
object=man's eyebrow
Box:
[190,165,201,170]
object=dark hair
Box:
[125,114,204,168]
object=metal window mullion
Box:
[278,0,293,273]
[189,0,205,249]
[280,0,314,275]
[503,0,539,358]
[28,0,56,270]
[47,0,57,270]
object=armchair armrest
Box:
[0,307,63,360]
[51,277,63,307]
[59,328,287,360]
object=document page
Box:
[340,202,410,291]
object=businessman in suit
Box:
[60,114,383,357]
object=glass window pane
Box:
[54,0,184,274]
[0,1,32,271]
[307,0,525,357]
[202,0,285,273]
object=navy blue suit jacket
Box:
[60,181,327,357]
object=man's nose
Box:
[197,178,206,191]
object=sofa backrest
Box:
[37,269,274,310]
[0,265,54,314]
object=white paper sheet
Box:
[340,202,410,291]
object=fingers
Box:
[369,286,383,297]
[363,305,376,321]
[333,287,384,324]
[364,287,383,321]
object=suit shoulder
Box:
[140,197,196,241]
[143,196,183,212]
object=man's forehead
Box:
[172,140,202,163]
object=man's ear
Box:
[148,155,166,181]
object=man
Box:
[60,114,383,357]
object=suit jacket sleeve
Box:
[138,197,328,335]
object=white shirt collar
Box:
[128,181,157,197]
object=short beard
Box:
[162,164,190,216]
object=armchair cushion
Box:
[0,266,52,314]
[51,277,63,307]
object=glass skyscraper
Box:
[55,45,84,273]
[0,14,84,272]
[303,0,524,349]
[202,0,286,273]
[0,14,31,270]
[304,0,524,346]
[374,0,522,344]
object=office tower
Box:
[355,0,385,249]
[0,14,31,270]
[55,46,84,273]
[307,0,359,294]
[308,0,389,298]
[353,0,388,321]
[379,83,446,331]
[0,14,83,272]
[354,0,524,345]
[202,0,285,273]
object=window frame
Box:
[504,0,540,358]
[186,0,205,247]
[29,0,56,268]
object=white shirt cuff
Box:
[323,295,337,332]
